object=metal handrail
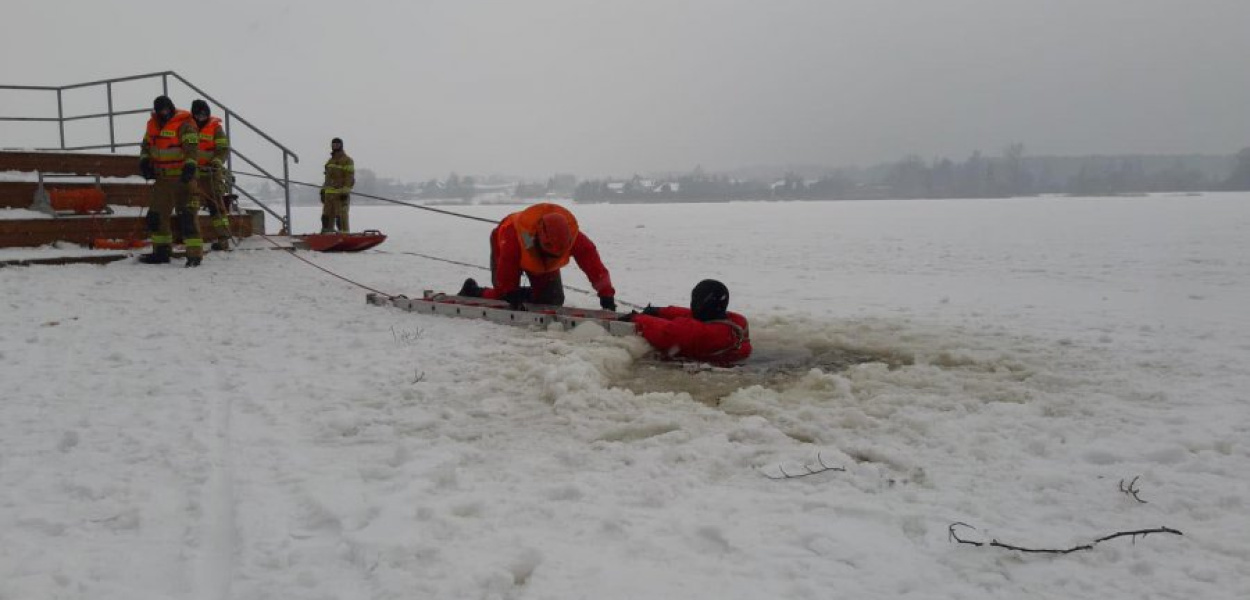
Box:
[168,73,299,159]
[0,70,299,232]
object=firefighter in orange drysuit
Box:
[457,203,617,310]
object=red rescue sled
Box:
[300,229,387,252]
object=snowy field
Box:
[2,195,1248,599]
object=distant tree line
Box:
[574,146,1250,202]
[242,146,1250,207]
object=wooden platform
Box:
[0,254,133,268]
[0,213,260,247]
[0,150,262,248]
[0,151,141,178]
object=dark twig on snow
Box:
[412,370,426,384]
[764,452,846,480]
[948,522,1182,554]
[391,325,424,347]
[1119,475,1148,504]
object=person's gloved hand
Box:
[641,304,662,317]
[139,158,155,180]
[617,311,638,322]
[599,296,616,311]
[342,193,350,205]
[180,163,196,184]
[502,289,528,311]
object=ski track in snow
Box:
[2,197,1249,599]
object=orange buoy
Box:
[49,188,107,214]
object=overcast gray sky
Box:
[4,0,1250,182]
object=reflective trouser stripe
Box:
[151,234,173,244]
[213,217,230,227]
[184,238,204,248]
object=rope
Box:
[374,249,489,271]
[254,233,395,298]
[229,171,643,310]
[230,170,497,224]
[195,173,240,248]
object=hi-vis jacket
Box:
[195,117,229,170]
[140,110,199,178]
[484,203,615,300]
[322,151,355,196]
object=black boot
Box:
[139,245,171,264]
[458,278,482,297]
[211,240,230,251]
[320,216,334,234]
[185,255,202,268]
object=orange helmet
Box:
[536,212,573,256]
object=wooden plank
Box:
[0,255,132,269]
[0,181,153,209]
[0,151,141,177]
[0,214,254,247]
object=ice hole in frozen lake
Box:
[611,339,913,407]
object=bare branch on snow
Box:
[948,522,1182,554]
[764,452,846,480]
[1119,475,1148,504]
[391,325,424,346]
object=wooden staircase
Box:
[0,150,263,248]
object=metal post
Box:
[56,89,65,149]
[224,111,232,172]
[282,152,292,235]
[161,73,168,97]
[106,82,116,153]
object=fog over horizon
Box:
[3,0,1250,182]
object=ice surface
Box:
[1,195,1248,599]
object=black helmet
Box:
[331,137,343,146]
[191,99,210,118]
[691,279,729,321]
[152,95,175,114]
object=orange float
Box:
[49,188,108,214]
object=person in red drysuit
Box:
[620,279,751,365]
[457,203,616,310]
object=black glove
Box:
[641,304,662,317]
[139,158,155,180]
[617,311,638,322]
[502,289,528,311]
[599,296,617,311]
[180,163,196,184]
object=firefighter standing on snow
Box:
[190,100,232,251]
[458,203,617,310]
[320,137,355,233]
[138,95,203,266]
